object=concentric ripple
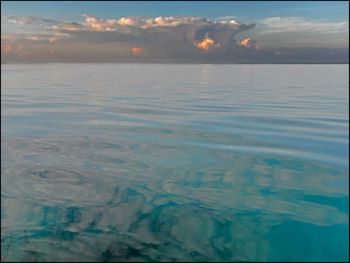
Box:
[1,165,113,206]
[1,64,349,261]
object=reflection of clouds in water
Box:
[2,64,348,261]
[2,191,271,261]
[199,64,211,87]
[1,134,348,261]
[2,136,348,220]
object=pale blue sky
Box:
[2,1,348,23]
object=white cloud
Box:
[5,15,58,25]
[82,15,242,31]
[2,14,348,63]
[259,17,348,34]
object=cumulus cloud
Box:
[83,15,118,31]
[1,14,348,63]
[82,15,212,30]
[196,33,219,52]
[47,15,257,57]
[239,38,257,49]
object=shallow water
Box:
[1,64,349,262]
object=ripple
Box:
[2,64,349,262]
[33,142,61,153]
[1,165,113,206]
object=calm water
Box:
[1,64,349,262]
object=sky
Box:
[1,1,349,63]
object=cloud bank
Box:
[1,15,348,63]
[259,17,348,34]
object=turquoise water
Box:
[1,64,349,262]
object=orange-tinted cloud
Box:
[131,47,143,56]
[196,33,218,52]
[240,37,256,48]
[1,43,12,54]
[1,43,24,55]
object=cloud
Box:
[1,15,61,36]
[82,15,213,31]
[78,15,254,33]
[249,17,349,49]
[239,38,257,49]
[1,43,18,54]
[48,15,257,57]
[5,15,58,25]
[60,22,84,32]
[83,15,118,31]
[131,47,143,56]
[1,32,70,45]
[1,41,32,58]
[259,17,348,34]
[1,14,348,63]
[196,33,219,52]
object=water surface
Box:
[1,64,349,261]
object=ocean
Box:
[1,64,349,261]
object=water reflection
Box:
[1,64,349,261]
[1,134,348,261]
